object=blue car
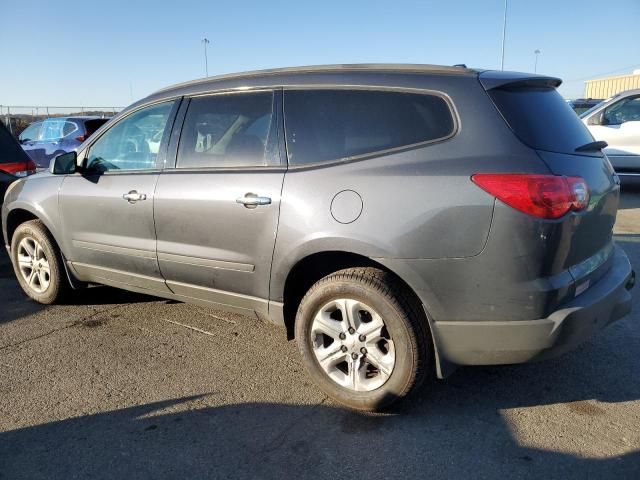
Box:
[19,116,110,168]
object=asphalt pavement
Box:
[1,188,640,479]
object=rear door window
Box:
[284,89,455,165]
[177,91,277,169]
[489,86,595,154]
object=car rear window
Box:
[489,86,595,154]
[284,89,455,165]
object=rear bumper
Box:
[432,245,634,366]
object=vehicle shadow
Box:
[0,395,637,479]
[0,250,160,326]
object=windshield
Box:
[19,122,42,142]
[489,86,596,154]
[579,95,617,119]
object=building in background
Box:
[585,70,640,99]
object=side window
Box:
[604,96,640,125]
[177,91,276,169]
[86,101,174,172]
[284,89,455,165]
[63,121,77,137]
[39,120,67,141]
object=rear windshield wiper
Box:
[575,140,608,153]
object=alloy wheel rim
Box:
[310,298,395,392]
[17,237,51,294]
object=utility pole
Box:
[202,37,210,77]
[534,49,541,73]
[500,0,508,70]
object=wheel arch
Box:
[280,250,424,340]
[5,207,82,289]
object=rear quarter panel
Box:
[270,75,550,302]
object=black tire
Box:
[10,220,69,304]
[295,267,431,411]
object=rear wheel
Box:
[11,220,69,304]
[295,267,431,411]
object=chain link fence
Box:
[0,105,123,137]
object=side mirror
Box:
[50,151,77,175]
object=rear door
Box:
[154,90,284,314]
[59,100,179,292]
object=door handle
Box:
[236,193,272,209]
[122,190,147,203]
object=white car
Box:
[581,89,640,176]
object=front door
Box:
[154,90,284,314]
[589,95,640,171]
[59,100,178,292]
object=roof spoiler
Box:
[479,71,562,90]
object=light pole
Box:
[534,49,541,73]
[201,37,210,77]
[500,0,508,70]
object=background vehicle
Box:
[2,65,633,411]
[19,116,110,168]
[0,120,37,211]
[581,89,640,175]
[567,98,602,115]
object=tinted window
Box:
[84,119,109,137]
[284,89,455,165]
[604,96,640,125]
[489,86,595,154]
[87,101,174,172]
[177,92,276,168]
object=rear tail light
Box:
[0,159,38,177]
[75,134,88,142]
[471,173,590,219]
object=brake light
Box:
[0,159,38,177]
[471,173,590,219]
[75,134,87,142]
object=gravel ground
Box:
[1,188,639,479]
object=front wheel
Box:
[295,267,431,411]
[11,220,69,304]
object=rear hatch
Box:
[0,120,37,177]
[480,72,620,288]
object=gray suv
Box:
[2,65,634,410]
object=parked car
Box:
[19,116,110,168]
[567,98,603,115]
[0,120,37,209]
[2,65,634,411]
[581,89,640,176]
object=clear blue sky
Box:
[1,0,638,107]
